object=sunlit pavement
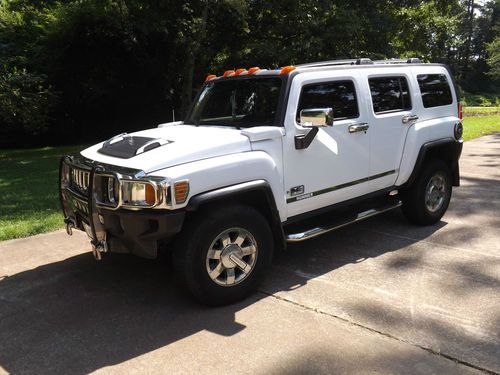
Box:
[1,134,499,374]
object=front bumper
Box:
[59,155,185,259]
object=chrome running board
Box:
[285,200,402,243]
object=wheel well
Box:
[406,140,461,188]
[186,187,286,251]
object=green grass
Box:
[0,116,499,241]
[0,145,84,241]
[462,115,500,141]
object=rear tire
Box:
[173,204,274,306]
[401,159,452,225]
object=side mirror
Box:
[300,108,334,127]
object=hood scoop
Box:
[98,133,173,159]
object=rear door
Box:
[362,72,417,191]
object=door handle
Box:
[402,114,419,124]
[348,123,369,133]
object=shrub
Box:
[0,67,57,139]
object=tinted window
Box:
[369,77,412,114]
[297,80,359,121]
[417,74,453,108]
[186,77,282,128]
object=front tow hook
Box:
[91,239,108,261]
[64,217,76,236]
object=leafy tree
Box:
[486,36,500,79]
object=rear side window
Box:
[417,74,453,108]
[297,80,359,121]
[369,77,412,114]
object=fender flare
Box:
[185,180,286,249]
[404,138,463,188]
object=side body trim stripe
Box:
[286,169,397,203]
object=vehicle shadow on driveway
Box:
[0,212,453,375]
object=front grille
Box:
[71,167,90,195]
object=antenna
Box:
[172,109,175,122]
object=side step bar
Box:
[285,200,402,243]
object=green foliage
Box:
[0,67,57,136]
[461,92,500,106]
[486,36,500,79]
[0,0,498,147]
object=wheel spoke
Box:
[226,268,235,285]
[240,244,256,256]
[234,233,246,246]
[221,234,231,247]
[207,249,222,260]
[209,262,224,279]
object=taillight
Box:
[458,103,463,120]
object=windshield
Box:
[185,77,283,128]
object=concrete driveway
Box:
[1,133,499,375]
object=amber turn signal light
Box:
[145,184,156,205]
[174,180,190,204]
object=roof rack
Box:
[296,57,421,69]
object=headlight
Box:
[122,180,157,207]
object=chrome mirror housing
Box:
[299,108,334,127]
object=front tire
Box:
[173,204,274,306]
[401,159,452,225]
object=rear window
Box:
[297,80,359,121]
[417,74,453,108]
[369,76,412,114]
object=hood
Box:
[80,125,251,174]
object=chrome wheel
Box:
[205,228,258,287]
[425,173,447,212]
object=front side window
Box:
[297,80,359,122]
[185,77,282,128]
[369,76,412,114]
[417,74,453,108]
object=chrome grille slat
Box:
[71,167,90,195]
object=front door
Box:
[283,74,371,218]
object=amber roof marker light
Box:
[247,67,260,75]
[280,65,296,75]
[204,74,217,83]
[234,68,247,75]
[222,70,235,77]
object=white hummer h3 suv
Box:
[60,58,463,305]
